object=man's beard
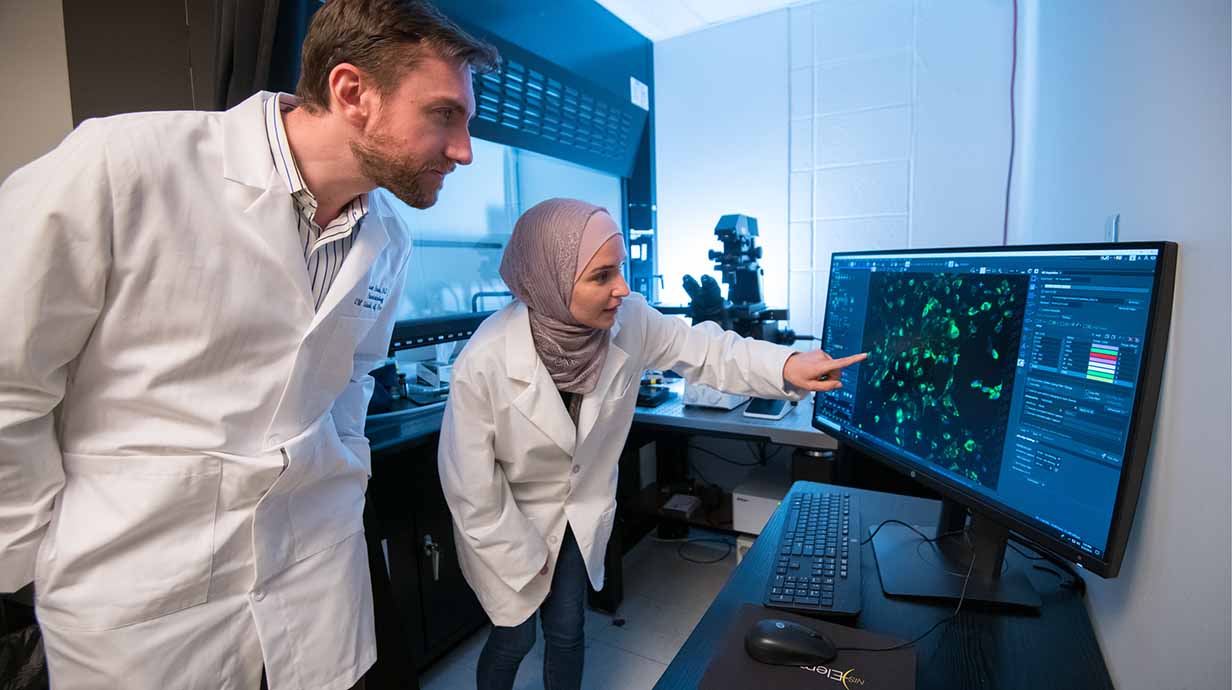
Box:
[351,131,452,209]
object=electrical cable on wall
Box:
[1002,0,1019,246]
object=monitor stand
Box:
[869,498,1042,611]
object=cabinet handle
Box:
[423,535,441,581]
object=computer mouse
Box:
[744,618,838,666]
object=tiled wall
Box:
[787,0,916,339]
[655,0,1010,337]
[652,10,791,308]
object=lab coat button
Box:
[571,465,580,474]
[252,589,266,602]
[268,435,281,445]
[548,535,558,545]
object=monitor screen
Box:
[813,243,1175,574]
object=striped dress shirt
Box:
[264,93,369,311]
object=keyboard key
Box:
[796,596,820,605]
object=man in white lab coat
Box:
[0,1,497,688]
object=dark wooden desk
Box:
[654,482,1113,690]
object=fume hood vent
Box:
[468,31,647,178]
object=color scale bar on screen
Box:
[1087,344,1119,382]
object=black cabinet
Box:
[367,433,488,680]
[406,441,485,657]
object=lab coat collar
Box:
[576,329,629,448]
[308,207,390,331]
[505,302,628,457]
[220,90,392,326]
[222,91,277,189]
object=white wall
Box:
[912,0,1013,249]
[789,0,912,337]
[654,0,1231,687]
[1014,2,1232,688]
[653,9,790,310]
[655,0,1008,338]
[0,0,74,181]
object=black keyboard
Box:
[762,488,862,618]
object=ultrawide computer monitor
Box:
[812,242,1177,608]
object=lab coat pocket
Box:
[284,419,367,563]
[36,453,221,631]
[589,505,618,569]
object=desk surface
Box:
[368,381,840,453]
[366,404,445,453]
[654,482,1113,690]
[632,381,837,450]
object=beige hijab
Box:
[499,198,622,395]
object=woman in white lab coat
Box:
[438,198,865,690]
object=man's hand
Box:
[783,350,868,393]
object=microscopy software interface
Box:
[815,248,1161,558]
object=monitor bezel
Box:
[812,240,1178,578]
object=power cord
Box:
[832,519,975,655]
[1001,0,1019,245]
[823,521,1084,656]
[836,548,976,655]
[690,443,759,467]
[860,519,967,547]
[1007,539,1086,595]
[830,519,977,655]
[677,537,735,565]
[743,440,788,465]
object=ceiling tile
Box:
[679,0,795,25]
[593,0,708,41]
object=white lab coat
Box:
[0,92,413,690]
[438,294,806,626]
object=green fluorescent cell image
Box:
[855,271,1028,490]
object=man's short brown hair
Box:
[296,0,499,113]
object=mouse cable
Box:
[833,548,977,655]
[861,519,968,547]
[867,521,1085,596]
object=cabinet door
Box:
[412,438,487,662]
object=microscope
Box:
[679,214,815,415]
[686,214,811,344]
